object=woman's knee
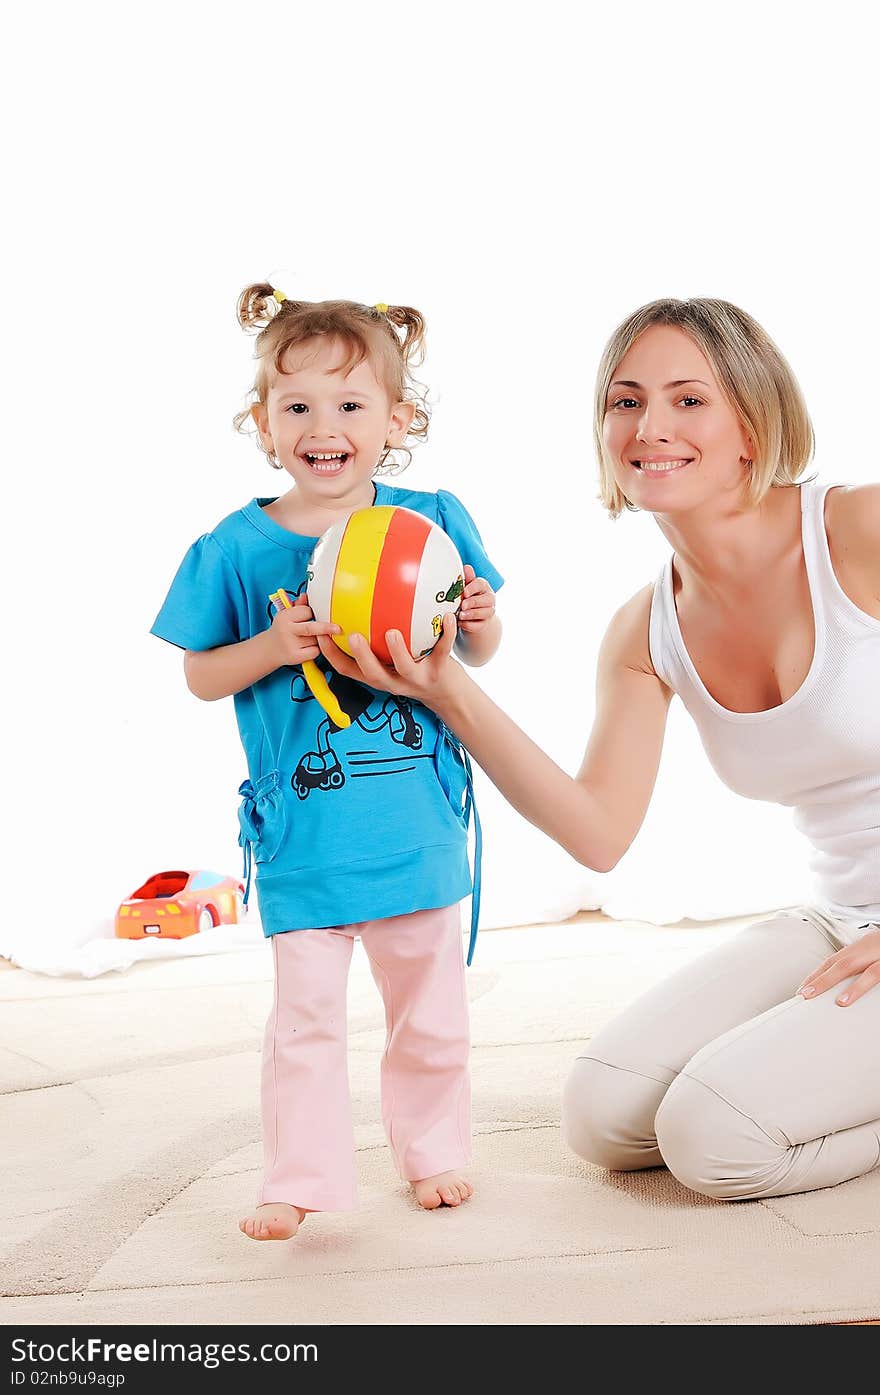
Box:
[562,1055,666,1170]
[655,1073,781,1201]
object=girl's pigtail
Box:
[377,305,430,446]
[237,282,286,331]
[383,306,427,367]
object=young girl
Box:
[151,285,503,1240]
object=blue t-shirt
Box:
[151,482,504,942]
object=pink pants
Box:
[259,904,471,1212]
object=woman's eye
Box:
[286,403,308,414]
[341,401,362,412]
[679,396,703,408]
[611,397,640,410]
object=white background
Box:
[4,1,878,964]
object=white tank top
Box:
[649,481,880,926]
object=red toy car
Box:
[115,869,246,939]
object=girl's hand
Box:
[271,595,341,666]
[797,927,880,1006]
[317,613,461,707]
[458,564,496,633]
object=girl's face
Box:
[602,324,754,513]
[252,335,416,505]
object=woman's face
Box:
[602,324,754,513]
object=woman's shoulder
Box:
[600,583,658,674]
[823,482,880,551]
[821,483,880,602]
[825,479,880,532]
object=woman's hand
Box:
[317,613,462,710]
[797,927,880,1006]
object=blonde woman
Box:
[321,298,880,1202]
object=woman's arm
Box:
[318,585,672,873]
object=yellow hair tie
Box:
[272,289,287,305]
[374,302,389,314]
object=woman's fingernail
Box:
[837,993,849,1005]
[801,986,815,997]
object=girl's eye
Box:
[341,402,362,412]
[286,403,308,414]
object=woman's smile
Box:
[630,455,694,474]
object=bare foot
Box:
[239,1202,306,1241]
[412,1169,474,1210]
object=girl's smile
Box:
[303,450,349,474]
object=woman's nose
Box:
[635,405,672,444]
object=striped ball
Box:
[307,506,464,665]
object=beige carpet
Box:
[2,913,879,1327]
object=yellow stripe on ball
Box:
[331,507,395,656]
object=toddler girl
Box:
[151,285,503,1239]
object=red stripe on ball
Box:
[370,508,432,663]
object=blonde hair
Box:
[233,284,431,472]
[594,298,815,518]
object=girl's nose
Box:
[305,403,342,436]
[307,417,341,439]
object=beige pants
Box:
[562,909,880,1200]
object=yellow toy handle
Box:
[268,590,352,730]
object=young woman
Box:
[320,298,880,1202]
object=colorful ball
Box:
[307,506,464,665]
